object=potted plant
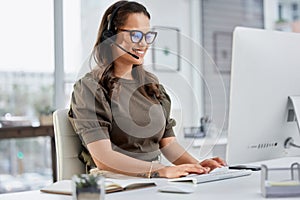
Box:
[38,105,54,125]
[72,174,105,200]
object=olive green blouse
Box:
[68,71,176,162]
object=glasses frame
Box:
[118,29,158,44]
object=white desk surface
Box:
[1,157,299,200]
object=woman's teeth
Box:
[133,49,145,55]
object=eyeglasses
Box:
[119,29,157,44]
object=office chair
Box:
[53,108,86,180]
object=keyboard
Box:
[169,167,252,184]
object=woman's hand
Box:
[199,157,227,172]
[157,164,210,178]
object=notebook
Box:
[41,178,156,195]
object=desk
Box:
[0,125,57,182]
[1,157,299,200]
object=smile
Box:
[132,48,145,56]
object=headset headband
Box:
[107,2,128,32]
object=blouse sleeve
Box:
[68,73,112,147]
[159,84,176,138]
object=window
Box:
[0,0,116,193]
[0,0,54,193]
[292,3,299,20]
[278,4,283,20]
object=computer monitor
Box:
[226,27,300,165]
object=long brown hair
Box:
[91,1,161,103]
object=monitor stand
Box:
[284,96,300,149]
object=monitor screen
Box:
[226,27,300,165]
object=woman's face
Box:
[113,13,151,66]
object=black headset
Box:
[101,2,128,42]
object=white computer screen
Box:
[226,27,300,165]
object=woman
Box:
[69,0,225,178]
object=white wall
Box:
[140,0,204,136]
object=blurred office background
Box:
[0,0,299,194]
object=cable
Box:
[284,137,300,149]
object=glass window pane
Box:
[0,0,54,121]
[0,0,54,193]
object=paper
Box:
[40,180,72,195]
[266,180,300,187]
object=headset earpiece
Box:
[101,2,126,43]
[101,30,114,43]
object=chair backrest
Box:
[53,109,86,180]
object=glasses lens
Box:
[130,31,143,43]
[145,32,157,44]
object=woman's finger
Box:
[181,164,209,174]
[212,157,227,166]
